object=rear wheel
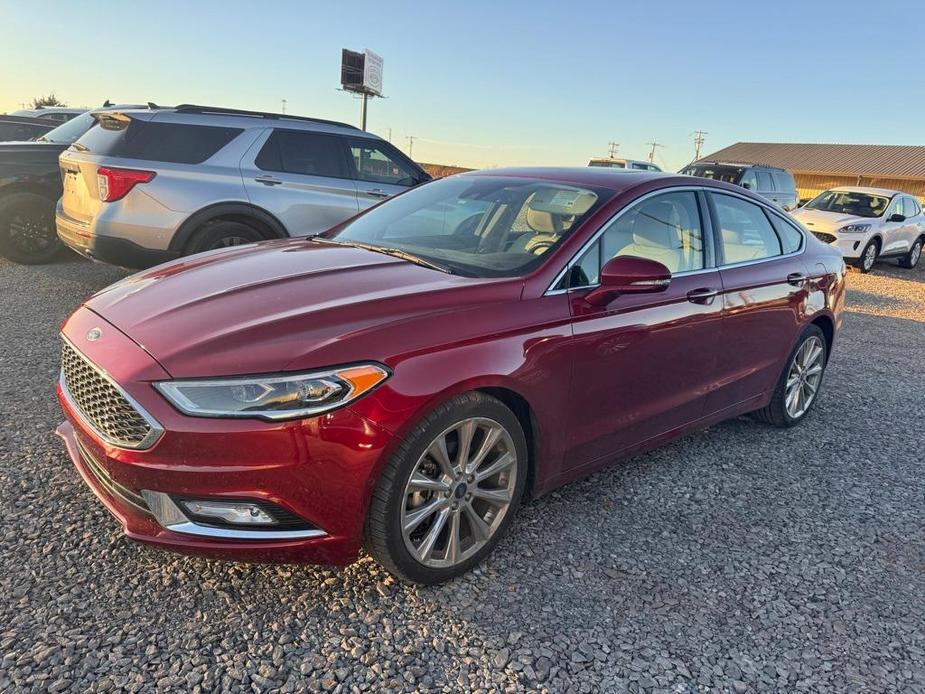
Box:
[364,392,527,584]
[855,239,879,273]
[899,238,922,269]
[753,325,828,428]
[0,192,64,264]
[187,220,265,254]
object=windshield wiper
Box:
[307,236,453,274]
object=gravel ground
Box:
[1,253,923,693]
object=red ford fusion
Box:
[56,167,845,584]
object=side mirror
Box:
[584,256,671,307]
[740,181,752,190]
[888,213,906,223]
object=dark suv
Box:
[681,161,798,211]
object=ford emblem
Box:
[86,327,103,342]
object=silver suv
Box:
[56,105,430,268]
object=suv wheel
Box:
[856,239,879,273]
[188,220,265,254]
[364,392,527,584]
[0,192,64,264]
[899,238,922,269]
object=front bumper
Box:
[809,229,868,259]
[56,307,395,565]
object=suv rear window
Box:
[73,117,242,164]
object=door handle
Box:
[367,188,390,198]
[686,287,719,304]
[787,272,807,286]
[255,175,282,186]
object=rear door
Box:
[707,191,811,411]
[344,137,424,207]
[241,128,359,237]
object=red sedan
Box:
[56,168,845,584]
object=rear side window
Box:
[711,193,782,264]
[768,213,804,254]
[74,117,242,164]
[256,130,349,178]
[757,170,774,190]
[773,171,794,192]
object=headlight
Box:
[154,364,389,420]
[838,224,871,233]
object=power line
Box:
[645,140,664,164]
[692,130,708,161]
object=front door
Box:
[563,189,724,468]
[241,128,359,237]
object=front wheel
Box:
[0,192,64,264]
[899,238,922,269]
[855,239,879,273]
[753,325,828,428]
[364,392,527,584]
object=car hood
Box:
[85,239,520,378]
[791,208,877,232]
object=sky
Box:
[2,0,924,171]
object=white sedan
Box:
[792,187,924,272]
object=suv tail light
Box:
[97,167,155,202]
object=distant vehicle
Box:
[0,115,56,143]
[681,161,798,211]
[11,107,86,123]
[0,105,148,264]
[792,186,924,272]
[56,104,432,269]
[589,157,662,172]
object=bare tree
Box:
[30,93,67,108]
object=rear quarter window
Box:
[74,118,242,164]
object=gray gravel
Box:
[1,253,924,693]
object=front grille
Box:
[812,231,837,244]
[61,340,160,449]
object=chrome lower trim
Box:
[60,334,164,451]
[140,490,327,541]
[75,436,150,514]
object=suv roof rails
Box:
[697,159,786,171]
[173,104,359,130]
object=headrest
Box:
[527,187,598,216]
[526,208,556,233]
[632,202,674,248]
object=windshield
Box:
[682,164,744,184]
[327,176,611,278]
[804,190,890,218]
[34,112,93,143]
[589,159,625,168]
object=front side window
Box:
[757,170,774,190]
[564,191,705,287]
[740,170,759,190]
[330,176,610,278]
[887,197,904,219]
[682,164,744,184]
[905,197,921,217]
[804,190,890,218]
[348,139,418,185]
[712,193,782,264]
[256,130,348,178]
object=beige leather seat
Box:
[616,202,683,272]
[721,227,764,263]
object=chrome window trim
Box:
[140,490,327,541]
[544,185,807,296]
[60,334,165,451]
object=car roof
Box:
[690,160,787,172]
[93,104,368,138]
[461,166,674,191]
[829,185,902,197]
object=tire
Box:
[899,238,922,269]
[364,392,528,584]
[854,239,879,273]
[753,324,828,428]
[186,220,265,254]
[0,192,64,264]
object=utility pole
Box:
[386,127,392,143]
[360,93,369,130]
[645,140,663,164]
[607,141,620,159]
[406,135,416,158]
[281,99,287,114]
[692,130,708,161]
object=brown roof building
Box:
[698,142,925,202]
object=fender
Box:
[168,202,289,252]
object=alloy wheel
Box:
[911,242,922,267]
[209,235,253,249]
[400,417,518,568]
[784,336,825,419]
[8,208,54,254]
[862,243,877,271]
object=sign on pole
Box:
[362,50,383,96]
